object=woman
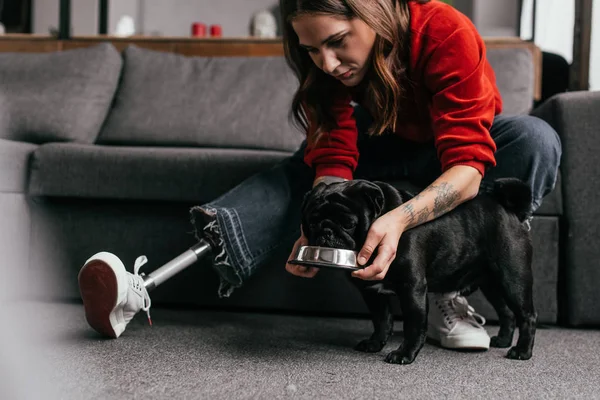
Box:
[79,0,561,350]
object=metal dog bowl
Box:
[289,246,360,271]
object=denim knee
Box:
[484,115,562,212]
[514,116,562,166]
[505,115,561,210]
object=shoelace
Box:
[437,294,486,328]
[524,216,533,232]
[133,255,153,327]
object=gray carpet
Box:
[3,302,600,399]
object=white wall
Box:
[451,0,520,37]
[590,1,600,90]
[35,0,520,37]
[29,0,599,91]
[33,0,278,37]
[135,0,278,37]
[520,0,599,90]
[520,0,575,64]
[472,0,519,37]
[33,0,98,36]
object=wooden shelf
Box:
[0,34,282,42]
[0,35,286,56]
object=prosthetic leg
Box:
[79,239,214,338]
[142,240,212,291]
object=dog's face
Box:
[301,180,400,250]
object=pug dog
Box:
[300,178,537,364]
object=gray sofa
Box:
[1,43,598,327]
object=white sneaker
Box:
[78,252,152,338]
[427,292,490,350]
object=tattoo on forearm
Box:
[400,182,460,227]
[416,206,431,224]
[431,182,460,217]
[402,203,416,224]
[401,200,431,226]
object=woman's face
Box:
[292,14,376,87]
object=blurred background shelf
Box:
[0,0,595,91]
[0,34,285,55]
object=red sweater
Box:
[304,0,501,180]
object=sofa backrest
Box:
[0,43,122,144]
[0,42,535,149]
[487,47,535,116]
[98,45,535,151]
[97,45,305,152]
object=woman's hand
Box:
[352,210,406,280]
[351,165,481,281]
[286,175,347,278]
[285,227,319,278]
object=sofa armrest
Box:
[0,139,38,299]
[0,138,38,193]
[531,90,600,326]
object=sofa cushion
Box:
[97,46,304,152]
[487,48,535,116]
[28,140,562,214]
[0,43,122,144]
[28,143,292,203]
[97,45,533,150]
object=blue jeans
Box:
[191,108,562,297]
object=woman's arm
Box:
[395,164,481,230]
[352,164,481,280]
[303,90,360,182]
[353,21,497,281]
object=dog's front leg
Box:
[354,288,393,353]
[385,280,428,365]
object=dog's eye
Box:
[342,219,356,229]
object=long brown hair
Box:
[281,0,429,143]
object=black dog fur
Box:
[300,178,537,364]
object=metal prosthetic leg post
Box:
[142,240,212,292]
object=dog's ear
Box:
[492,178,533,221]
[343,180,386,217]
[300,182,329,216]
[300,189,312,211]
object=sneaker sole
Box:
[78,253,127,338]
[428,327,490,350]
[440,335,490,350]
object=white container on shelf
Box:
[251,10,277,38]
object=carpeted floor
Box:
[3,302,600,399]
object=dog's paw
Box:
[354,339,385,353]
[490,335,513,348]
[384,350,415,365]
[506,346,532,360]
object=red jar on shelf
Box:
[210,24,222,37]
[191,23,206,37]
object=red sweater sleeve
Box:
[423,28,497,177]
[303,92,359,180]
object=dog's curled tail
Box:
[492,178,532,221]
